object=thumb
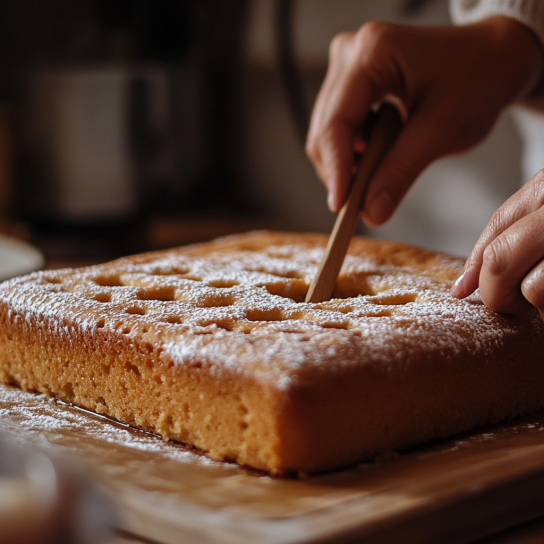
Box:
[361,108,452,226]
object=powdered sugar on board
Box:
[0,384,222,466]
[3,381,544,529]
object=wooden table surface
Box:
[3,384,544,544]
[114,519,544,544]
[3,227,544,544]
[115,518,544,544]
[110,511,544,543]
[110,508,544,543]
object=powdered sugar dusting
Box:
[0,231,542,388]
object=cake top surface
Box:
[1,231,539,387]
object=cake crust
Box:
[1,231,544,475]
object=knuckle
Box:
[487,207,508,238]
[482,237,511,278]
[305,127,328,162]
[305,138,318,162]
[528,167,544,187]
[305,130,323,162]
[527,168,544,206]
[351,22,390,60]
[355,21,392,48]
[329,31,354,59]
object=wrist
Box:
[479,16,544,100]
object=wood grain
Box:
[3,384,544,544]
[306,103,402,303]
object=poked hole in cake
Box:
[263,281,308,303]
[93,293,112,303]
[126,306,147,315]
[150,265,191,276]
[245,307,284,322]
[369,292,419,306]
[194,292,236,308]
[93,274,124,287]
[261,270,387,303]
[42,275,63,284]
[207,279,240,288]
[137,286,177,302]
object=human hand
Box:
[306,17,543,225]
[451,170,544,319]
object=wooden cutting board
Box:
[2,383,544,544]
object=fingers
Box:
[306,31,365,211]
[361,107,451,226]
[307,122,357,211]
[477,207,544,314]
[306,23,404,212]
[451,170,544,299]
[522,259,544,311]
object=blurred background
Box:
[0,0,534,270]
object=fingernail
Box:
[450,272,465,298]
[367,190,395,225]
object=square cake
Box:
[1,231,544,475]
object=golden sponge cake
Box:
[1,231,543,475]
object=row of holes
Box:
[91,285,418,332]
[93,291,236,308]
[91,273,421,304]
[92,288,418,308]
[95,296,414,321]
[93,274,241,289]
[46,273,420,332]
[149,262,303,280]
[74,270,304,289]
[94,305,397,335]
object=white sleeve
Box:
[450,0,544,47]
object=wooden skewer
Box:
[305,102,403,303]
